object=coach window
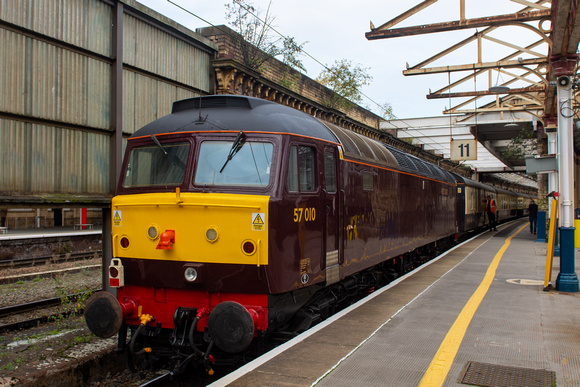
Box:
[287,145,316,192]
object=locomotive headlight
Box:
[205,227,219,243]
[147,225,159,240]
[184,267,198,282]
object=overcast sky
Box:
[135,0,546,119]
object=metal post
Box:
[102,208,114,294]
[547,131,558,218]
[555,74,579,292]
[535,211,546,243]
[112,1,124,187]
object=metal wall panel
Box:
[0,0,112,57]
[29,39,111,129]
[122,69,199,134]
[123,13,211,92]
[0,119,110,194]
[0,29,26,116]
[0,31,111,129]
[0,120,27,192]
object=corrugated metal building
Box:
[0,0,216,213]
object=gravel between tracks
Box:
[0,258,136,386]
[0,258,102,308]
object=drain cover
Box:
[460,361,555,387]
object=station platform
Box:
[211,219,580,387]
[0,226,101,241]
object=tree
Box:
[316,59,372,110]
[225,0,307,72]
[378,102,395,120]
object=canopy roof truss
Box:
[366,0,552,119]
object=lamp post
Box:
[553,55,579,292]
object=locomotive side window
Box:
[123,142,189,187]
[324,151,337,193]
[195,141,273,187]
[286,145,316,192]
[363,172,374,191]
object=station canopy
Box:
[381,111,539,189]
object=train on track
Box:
[84,95,531,375]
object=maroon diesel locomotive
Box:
[84,95,518,374]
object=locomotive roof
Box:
[132,95,455,184]
[130,95,338,143]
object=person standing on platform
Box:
[0,208,7,228]
[528,199,538,234]
[486,195,497,231]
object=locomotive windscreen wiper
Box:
[150,134,186,170]
[220,131,245,173]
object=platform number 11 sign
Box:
[450,139,477,161]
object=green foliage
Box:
[278,37,307,73]
[501,127,537,160]
[278,70,301,90]
[316,59,372,110]
[73,335,92,345]
[225,0,307,72]
[1,362,16,371]
[53,243,71,254]
[379,102,395,119]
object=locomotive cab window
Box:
[123,142,190,187]
[195,140,273,187]
[287,145,316,192]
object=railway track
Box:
[0,250,102,270]
[0,290,99,333]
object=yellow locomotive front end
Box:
[111,191,269,268]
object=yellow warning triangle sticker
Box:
[253,214,264,225]
[113,212,121,221]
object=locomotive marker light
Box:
[156,229,175,249]
[147,225,160,240]
[120,236,130,249]
[241,240,256,255]
[205,226,219,243]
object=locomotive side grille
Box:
[384,145,418,171]
[409,156,432,176]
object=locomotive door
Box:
[323,146,340,285]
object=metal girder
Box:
[404,58,548,76]
[366,1,553,120]
[427,85,545,99]
[366,10,551,40]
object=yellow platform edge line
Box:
[418,223,528,387]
